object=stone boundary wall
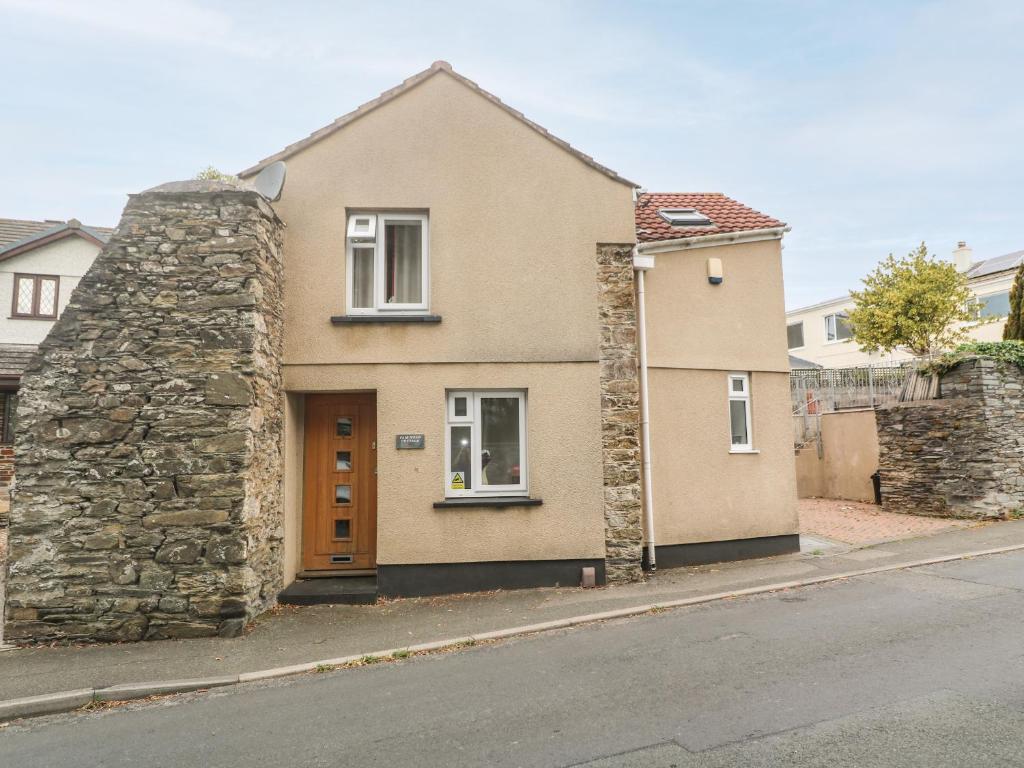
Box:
[3,180,285,643]
[596,243,643,583]
[877,358,1024,519]
[0,445,11,527]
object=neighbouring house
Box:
[5,61,798,642]
[785,242,1021,368]
[0,218,112,488]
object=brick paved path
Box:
[799,497,975,545]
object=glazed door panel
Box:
[302,393,377,570]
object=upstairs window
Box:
[825,312,853,342]
[346,212,428,314]
[787,321,805,350]
[969,291,1011,319]
[12,274,59,319]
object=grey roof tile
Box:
[0,344,38,378]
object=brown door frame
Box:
[301,392,377,571]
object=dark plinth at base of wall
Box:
[643,534,800,571]
[377,559,606,598]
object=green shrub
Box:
[924,340,1024,375]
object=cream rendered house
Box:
[0,218,111,485]
[230,62,798,599]
[786,242,1021,368]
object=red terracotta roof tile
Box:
[635,192,786,243]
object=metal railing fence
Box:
[790,362,911,414]
[790,362,913,451]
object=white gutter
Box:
[632,246,657,571]
[635,226,789,255]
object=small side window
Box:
[728,374,753,452]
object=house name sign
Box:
[396,434,425,450]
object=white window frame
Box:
[444,390,528,498]
[969,290,1011,320]
[345,212,429,315]
[346,213,376,242]
[658,208,712,226]
[824,312,853,343]
[728,373,754,453]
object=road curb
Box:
[3,540,1023,723]
[93,675,239,702]
[0,689,94,721]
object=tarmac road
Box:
[3,550,1024,767]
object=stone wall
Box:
[3,180,285,643]
[0,445,11,527]
[877,358,1024,519]
[596,243,643,583]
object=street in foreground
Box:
[3,551,1024,767]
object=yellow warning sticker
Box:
[450,472,465,490]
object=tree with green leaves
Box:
[1003,263,1024,340]
[194,166,236,182]
[847,242,974,358]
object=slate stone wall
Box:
[877,358,1024,519]
[3,180,285,643]
[596,243,643,583]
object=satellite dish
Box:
[251,161,287,202]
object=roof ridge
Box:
[0,217,115,229]
[238,61,637,187]
[639,191,726,196]
[0,221,110,262]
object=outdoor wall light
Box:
[707,257,724,285]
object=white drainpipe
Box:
[633,247,656,570]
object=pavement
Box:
[3,546,1024,766]
[799,497,974,544]
[2,515,1023,703]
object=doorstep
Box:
[278,576,378,606]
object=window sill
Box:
[331,314,442,324]
[433,497,543,509]
[729,448,761,455]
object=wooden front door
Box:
[302,393,377,571]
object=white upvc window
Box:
[445,390,528,498]
[346,212,428,314]
[728,373,753,452]
[825,312,853,343]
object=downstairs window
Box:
[446,390,527,497]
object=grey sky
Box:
[1,0,1021,307]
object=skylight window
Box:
[659,208,712,227]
